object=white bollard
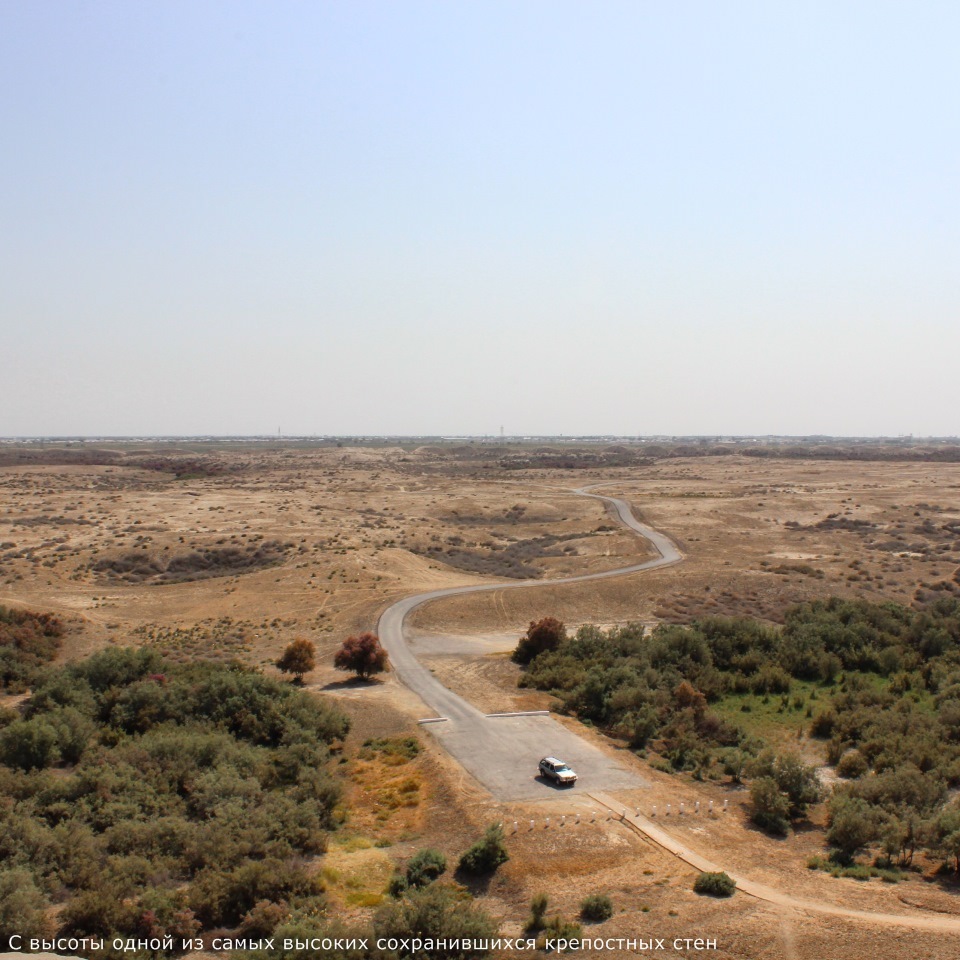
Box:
[530,820,535,831]
[695,801,700,814]
[709,800,713,815]
[651,805,656,817]
[513,821,518,833]
[635,807,641,817]
[545,817,550,829]
[576,812,580,824]
[666,803,671,816]
[679,802,684,816]
[591,811,596,822]
[723,799,728,812]
[561,815,566,827]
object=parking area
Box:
[427,713,648,801]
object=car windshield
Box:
[555,764,571,773]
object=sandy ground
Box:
[2,445,960,958]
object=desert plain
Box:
[3,440,960,959]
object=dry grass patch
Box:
[320,841,395,912]
[345,736,427,835]
[133,616,267,662]
[502,827,644,884]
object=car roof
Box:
[541,757,565,765]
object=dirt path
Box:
[590,793,960,931]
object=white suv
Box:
[539,756,578,785]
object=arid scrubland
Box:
[2,441,960,959]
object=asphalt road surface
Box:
[375,491,960,931]
[377,487,682,801]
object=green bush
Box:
[458,824,509,875]
[134,888,201,941]
[579,893,613,922]
[0,650,349,944]
[746,751,822,817]
[693,872,736,897]
[58,886,138,937]
[827,794,879,863]
[0,605,64,693]
[190,859,321,927]
[540,914,582,941]
[0,717,61,771]
[71,646,164,693]
[373,884,498,959]
[387,873,408,898]
[406,848,446,888]
[524,892,549,933]
[749,777,791,835]
[359,736,421,762]
[836,749,868,779]
[0,867,52,945]
[809,709,837,738]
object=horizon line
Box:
[2,434,959,444]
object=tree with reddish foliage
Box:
[276,637,316,682]
[512,616,566,665]
[334,632,389,680]
[673,680,707,717]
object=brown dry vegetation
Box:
[2,442,960,958]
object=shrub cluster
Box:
[405,848,447,888]
[457,824,509,875]
[518,596,960,866]
[579,893,613,922]
[262,882,499,960]
[374,883,497,959]
[90,540,290,584]
[693,872,736,897]
[0,605,64,692]
[0,647,349,951]
[518,619,752,770]
[746,751,822,835]
[413,534,585,580]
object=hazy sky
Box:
[3,2,958,437]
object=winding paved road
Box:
[377,486,681,800]
[376,486,960,931]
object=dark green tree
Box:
[750,777,791,835]
[826,794,879,864]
